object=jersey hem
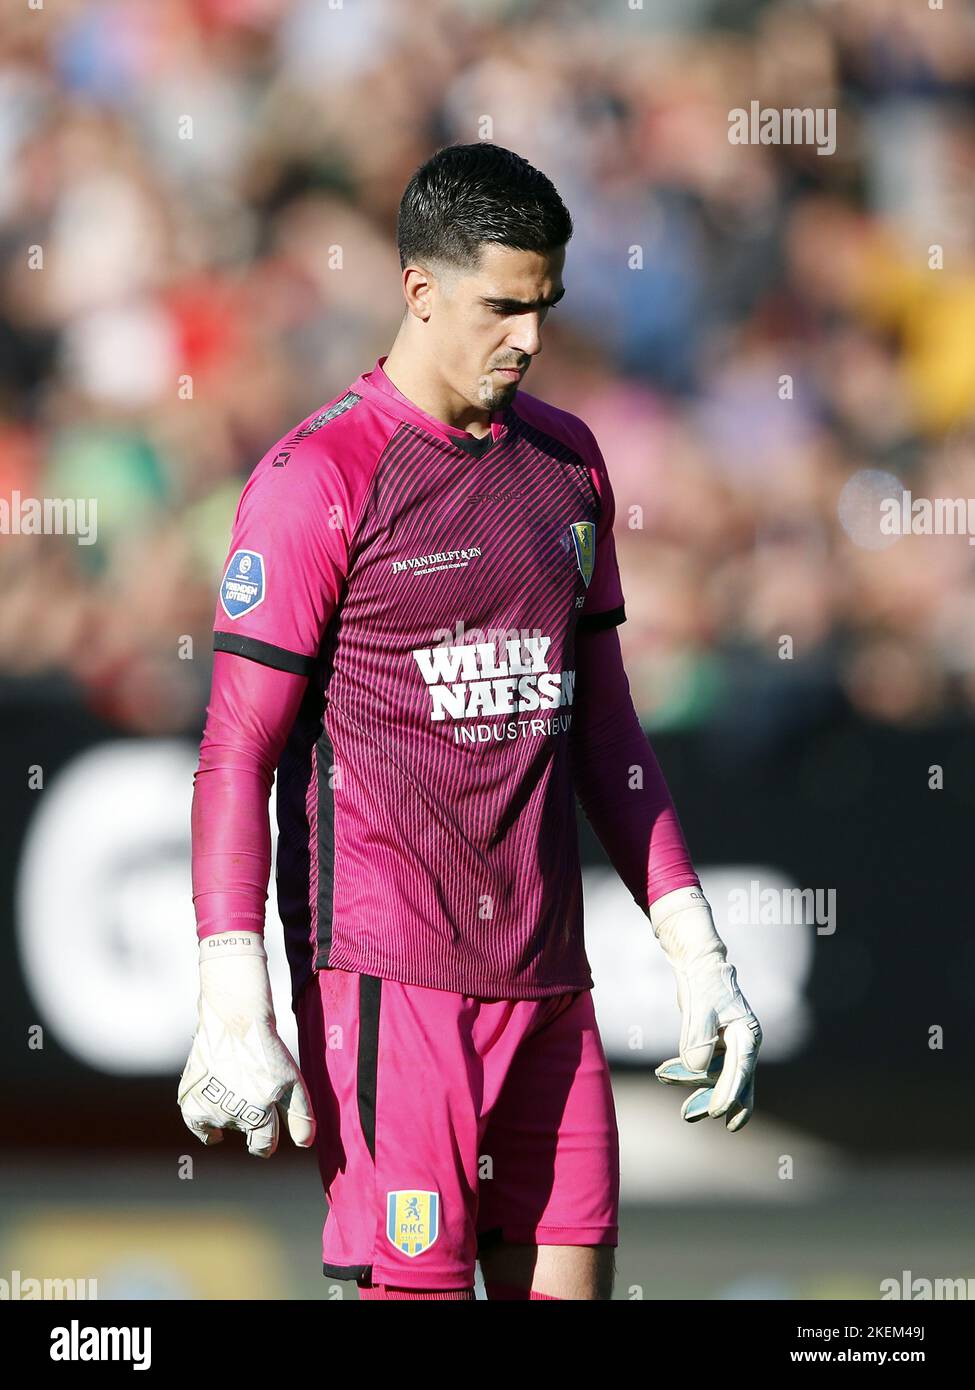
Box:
[315,946,593,1001]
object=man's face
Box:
[424,242,566,412]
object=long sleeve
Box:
[569,623,701,913]
[191,650,309,939]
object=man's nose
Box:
[506,314,543,358]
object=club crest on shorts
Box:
[219,549,266,620]
[386,1191,439,1257]
[569,521,595,588]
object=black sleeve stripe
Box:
[577,603,626,632]
[213,631,317,676]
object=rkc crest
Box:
[569,521,595,588]
[386,1190,440,1257]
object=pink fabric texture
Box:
[294,966,619,1290]
[192,652,307,938]
[570,623,701,912]
[191,626,699,942]
[193,353,700,996]
[357,1285,476,1301]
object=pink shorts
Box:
[293,966,620,1290]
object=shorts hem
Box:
[368,1264,478,1291]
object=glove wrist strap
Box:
[649,886,728,968]
[198,931,267,964]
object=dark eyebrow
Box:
[480,286,566,312]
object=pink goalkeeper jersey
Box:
[212,357,628,1002]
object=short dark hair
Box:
[397,143,573,272]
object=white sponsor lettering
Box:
[412,635,574,724]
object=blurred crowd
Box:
[2,0,975,737]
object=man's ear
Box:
[403,261,445,321]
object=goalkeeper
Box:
[179,142,761,1302]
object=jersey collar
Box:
[351,356,512,453]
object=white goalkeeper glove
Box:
[178,931,316,1158]
[649,886,762,1132]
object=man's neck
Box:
[381,337,493,439]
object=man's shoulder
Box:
[242,382,399,500]
[509,389,601,465]
[264,388,366,469]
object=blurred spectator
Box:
[1,0,974,740]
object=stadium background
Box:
[1,0,973,1299]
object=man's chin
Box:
[488,380,523,408]
[475,388,514,411]
[477,368,526,409]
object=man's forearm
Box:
[191,652,308,939]
[570,625,700,913]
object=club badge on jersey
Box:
[386,1190,440,1257]
[220,549,266,620]
[569,521,595,587]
